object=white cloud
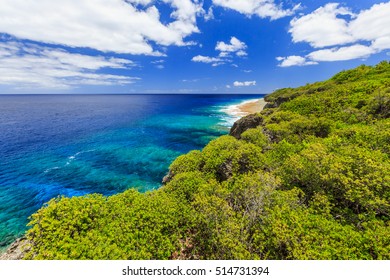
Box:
[277,44,376,67]
[371,37,390,52]
[349,2,390,44]
[0,41,138,89]
[204,7,215,21]
[151,59,165,69]
[0,0,203,55]
[280,2,390,66]
[289,3,355,48]
[233,80,256,87]
[236,50,248,57]
[277,55,317,67]
[192,37,247,66]
[216,37,247,54]
[212,0,300,20]
[191,55,222,63]
[151,60,165,64]
[219,52,230,58]
[292,2,390,49]
[126,0,154,5]
[307,44,373,62]
[212,62,225,67]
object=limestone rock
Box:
[162,170,174,185]
[0,237,31,260]
[229,113,263,139]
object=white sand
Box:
[222,98,267,117]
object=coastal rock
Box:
[229,113,263,139]
[264,92,299,109]
[263,102,277,109]
[216,157,255,182]
[216,160,233,182]
[162,170,174,184]
[265,96,290,108]
[0,237,31,260]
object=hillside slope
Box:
[23,61,390,260]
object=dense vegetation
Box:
[25,61,389,260]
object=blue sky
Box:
[0,0,389,94]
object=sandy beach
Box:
[237,98,267,115]
[222,98,267,118]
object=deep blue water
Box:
[0,94,264,249]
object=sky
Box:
[0,0,389,94]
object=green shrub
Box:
[25,190,184,260]
[241,128,269,149]
[201,135,265,181]
[169,150,203,175]
[279,143,390,219]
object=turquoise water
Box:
[0,94,264,249]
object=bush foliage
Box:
[25,61,390,260]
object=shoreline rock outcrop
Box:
[0,237,31,260]
[229,113,263,139]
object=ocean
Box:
[0,94,264,249]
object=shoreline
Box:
[237,98,267,116]
[221,98,267,118]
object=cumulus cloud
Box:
[191,55,223,63]
[151,59,165,69]
[216,37,247,55]
[349,3,390,45]
[236,50,248,57]
[203,7,215,21]
[0,40,138,89]
[371,37,390,52]
[151,60,165,64]
[307,45,373,62]
[276,55,317,67]
[192,37,247,66]
[289,3,355,48]
[233,81,256,87]
[0,0,203,55]
[212,0,300,20]
[279,2,390,67]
